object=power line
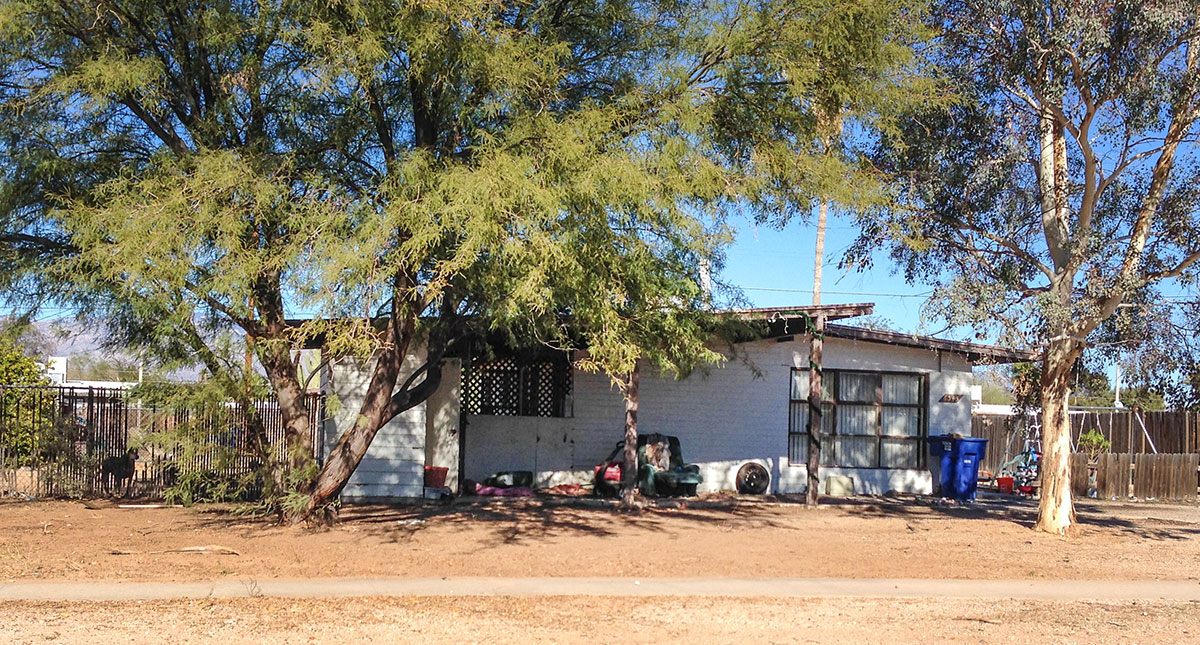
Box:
[742,286,1199,302]
[740,286,934,298]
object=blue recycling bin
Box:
[928,436,988,501]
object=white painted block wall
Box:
[424,360,461,490]
[459,336,977,496]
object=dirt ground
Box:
[2,495,1198,583]
[3,596,1199,644]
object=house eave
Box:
[823,324,1038,365]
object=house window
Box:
[463,353,572,417]
[788,369,926,469]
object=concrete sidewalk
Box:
[2,577,1199,602]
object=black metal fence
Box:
[0,386,325,500]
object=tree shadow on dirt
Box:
[332,495,804,546]
[175,494,800,546]
[830,495,1200,541]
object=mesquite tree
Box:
[851,0,1200,534]
[2,0,932,520]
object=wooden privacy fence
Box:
[1069,453,1199,501]
[972,411,1200,475]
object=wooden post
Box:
[806,314,825,506]
[621,362,640,507]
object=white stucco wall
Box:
[459,336,977,496]
[424,360,462,490]
[324,350,428,500]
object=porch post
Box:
[806,314,824,506]
[621,362,640,507]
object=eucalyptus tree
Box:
[2,0,934,520]
[851,1,1200,534]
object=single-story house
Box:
[319,304,1035,500]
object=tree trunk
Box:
[806,314,825,506]
[258,343,314,475]
[621,362,640,508]
[1034,339,1081,535]
[252,275,316,482]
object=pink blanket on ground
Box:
[474,484,535,497]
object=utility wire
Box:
[740,286,934,298]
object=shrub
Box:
[1078,429,1112,460]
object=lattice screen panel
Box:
[464,353,571,417]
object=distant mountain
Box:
[22,318,202,383]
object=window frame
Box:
[788,368,928,469]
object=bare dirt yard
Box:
[4,596,1200,644]
[1,494,1198,583]
[4,495,1200,643]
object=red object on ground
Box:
[424,466,449,488]
[546,483,588,496]
[996,476,1014,495]
[596,463,622,483]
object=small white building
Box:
[321,306,1034,501]
[41,356,140,390]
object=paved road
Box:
[2,577,1199,602]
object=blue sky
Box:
[720,210,940,336]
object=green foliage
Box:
[1,0,938,514]
[1077,429,1111,460]
[163,460,262,507]
[1101,298,1200,410]
[1065,359,1166,410]
[850,0,1200,348]
[64,352,145,383]
[0,337,52,462]
[980,383,1015,406]
[133,379,277,506]
[0,338,45,385]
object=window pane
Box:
[837,404,878,435]
[789,432,807,464]
[819,434,837,466]
[791,370,806,400]
[882,374,920,404]
[794,434,854,467]
[790,401,806,433]
[790,401,833,434]
[839,373,878,403]
[834,436,878,468]
[791,370,832,401]
[882,406,921,436]
[881,438,920,468]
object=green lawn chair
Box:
[637,433,702,497]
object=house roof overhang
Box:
[726,304,1035,365]
[822,324,1038,365]
[723,303,875,322]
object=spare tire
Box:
[736,462,770,495]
